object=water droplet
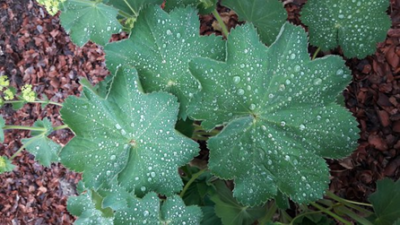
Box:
[233,76,240,84]
[285,79,291,85]
[261,125,267,131]
[269,93,274,99]
[121,129,127,135]
[141,186,146,192]
[336,69,344,76]
[294,65,301,72]
[280,121,286,127]
[285,155,290,161]
[313,78,322,85]
[299,124,306,131]
[115,124,121,130]
[237,89,244,95]
[143,210,149,217]
[290,53,296,59]
[106,170,111,176]
[279,84,285,91]
[150,172,156,177]
[110,155,116,160]
[240,64,245,68]
[166,29,172,35]
[249,104,256,110]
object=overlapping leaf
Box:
[221,0,287,45]
[114,192,202,225]
[60,67,199,195]
[105,0,162,16]
[60,0,122,46]
[21,118,61,167]
[189,22,359,205]
[368,178,400,225]
[105,6,225,119]
[300,0,391,58]
[164,0,217,14]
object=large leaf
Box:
[368,178,400,225]
[67,190,113,225]
[105,0,163,16]
[114,192,203,225]
[209,180,265,225]
[189,22,359,205]
[221,0,287,45]
[21,118,61,167]
[60,67,199,195]
[105,6,225,119]
[60,0,122,46]
[300,0,391,58]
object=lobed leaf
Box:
[368,178,400,225]
[0,156,15,174]
[105,0,163,16]
[60,67,199,195]
[221,0,287,45]
[189,22,359,205]
[300,0,391,58]
[60,0,122,46]
[21,118,61,167]
[114,192,203,225]
[105,6,225,119]
[164,0,217,15]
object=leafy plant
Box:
[1,0,397,224]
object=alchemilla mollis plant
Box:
[1,0,399,224]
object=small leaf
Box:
[0,156,15,174]
[67,190,113,225]
[114,192,203,225]
[60,0,122,46]
[221,0,287,45]
[300,0,391,58]
[209,180,265,225]
[21,118,61,167]
[164,0,217,15]
[0,117,5,142]
[105,6,225,119]
[189,23,359,205]
[60,67,199,195]
[368,178,400,225]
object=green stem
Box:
[258,201,278,225]
[180,168,207,198]
[312,47,321,60]
[325,191,373,215]
[54,124,69,131]
[9,135,40,160]
[212,9,229,38]
[123,0,138,17]
[3,125,46,131]
[4,100,63,107]
[310,202,351,225]
[335,206,374,225]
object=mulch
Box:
[0,0,399,224]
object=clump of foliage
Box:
[1,0,398,224]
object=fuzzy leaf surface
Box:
[21,118,61,167]
[221,0,287,45]
[60,67,199,195]
[60,0,122,46]
[114,192,203,225]
[300,0,391,58]
[189,22,359,205]
[105,6,225,119]
[368,178,400,225]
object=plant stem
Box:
[312,47,321,60]
[4,100,63,107]
[258,201,278,224]
[310,202,351,225]
[180,168,207,198]
[54,124,69,131]
[123,0,138,17]
[9,135,40,160]
[212,9,229,38]
[325,191,373,215]
[3,125,45,131]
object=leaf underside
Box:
[189,22,359,205]
[60,0,122,46]
[105,6,225,119]
[221,0,287,45]
[60,67,199,196]
[300,0,391,58]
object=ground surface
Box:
[0,0,399,224]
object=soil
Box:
[0,0,399,224]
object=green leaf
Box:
[300,0,391,58]
[209,180,265,225]
[189,22,359,205]
[221,0,287,45]
[114,192,203,225]
[60,67,199,195]
[182,168,212,206]
[67,190,113,225]
[105,6,225,119]
[60,0,122,46]
[368,178,400,225]
[0,156,15,174]
[164,0,217,15]
[0,117,5,142]
[201,206,222,225]
[21,118,61,167]
[105,0,163,15]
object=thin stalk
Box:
[290,210,327,225]
[54,124,69,131]
[10,135,40,160]
[258,201,278,225]
[312,47,321,60]
[212,9,229,38]
[325,191,373,215]
[4,100,63,107]
[310,202,351,225]
[123,0,138,17]
[180,168,207,198]
[335,206,374,225]
[3,125,46,131]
